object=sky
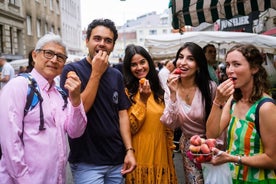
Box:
[80,0,170,28]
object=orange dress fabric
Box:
[125,92,178,184]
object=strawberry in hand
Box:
[173,68,182,75]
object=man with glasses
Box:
[0,33,87,183]
[60,19,136,184]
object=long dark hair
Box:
[123,44,164,104]
[227,44,270,103]
[174,42,213,120]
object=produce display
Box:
[189,135,217,163]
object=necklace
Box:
[179,86,196,105]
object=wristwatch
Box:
[234,155,242,166]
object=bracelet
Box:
[126,147,135,153]
[234,155,242,166]
[213,100,224,109]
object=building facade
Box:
[0,0,80,61]
[114,10,172,60]
[0,0,25,61]
[60,0,82,56]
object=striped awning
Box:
[171,0,276,28]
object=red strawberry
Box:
[173,68,182,74]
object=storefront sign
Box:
[221,16,250,30]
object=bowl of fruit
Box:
[188,135,217,163]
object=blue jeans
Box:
[70,162,124,184]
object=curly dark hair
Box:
[227,44,270,103]
[86,19,118,44]
[123,44,164,104]
[173,42,213,120]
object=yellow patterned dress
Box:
[125,92,178,184]
[228,98,276,184]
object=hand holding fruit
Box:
[64,71,82,106]
[189,135,217,163]
[139,78,151,104]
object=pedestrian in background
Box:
[26,49,35,72]
[0,33,87,183]
[161,42,217,184]
[0,56,15,89]
[123,44,178,184]
[158,59,175,91]
[206,44,276,183]
[113,57,124,74]
[60,19,136,184]
[203,44,219,84]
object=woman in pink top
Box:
[0,33,87,184]
[161,42,217,184]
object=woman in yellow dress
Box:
[123,44,178,184]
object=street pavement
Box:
[66,152,185,184]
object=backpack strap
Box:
[255,98,276,138]
[18,74,68,145]
[55,86,68,110]
[19,73,45,145]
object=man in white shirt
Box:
[0,56,15,89]
[158,59,175,90]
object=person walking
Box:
[60,19,136,184]
[0,56,15,89]
[123,44,178,184]
[206,44,276,183]
[0,33,87,184]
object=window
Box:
[26,16,32,35]
[9,27,13,54]
[9,0,16,5]
[50,25,54,33]
[149,30,157,35]
[49,0,53,10]
[37,19,41,37]
[44,23,48,34]
[0,25,3,53]
[17,29,23,55]
[56,0,60,14]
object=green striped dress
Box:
[227,98,276,184]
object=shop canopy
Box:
[171,0,276,29]
[144,31,276,86]
[144,31,276,59]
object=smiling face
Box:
[32,42,66,82]
[176,48,198,79]
[86,25,115,59]
[226,50,257,89]
[130,54,149,79]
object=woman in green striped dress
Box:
[206,44,276,184]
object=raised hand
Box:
[64,71,82,107]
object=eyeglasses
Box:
[37,49,68,63]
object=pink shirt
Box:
[0,69,87,184]
[161,81,216,139]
